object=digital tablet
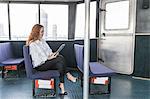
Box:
[54,44,65,55]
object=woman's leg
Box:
[34,55,67,94]
[55,62,65,83]
[57,55,77,82]
[35,55,77,92]
[66,72,77,82]
[59,83,65,93]
[34,55,66,71]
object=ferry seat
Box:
[23,45,60,97]
[74,44,116,94]
[0,42,24,78]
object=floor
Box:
[0,70,149,99]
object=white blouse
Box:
[29,39,52,68]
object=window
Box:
[9,4,38,40]
[40,4,68,40]
[0,3,9,40]
[105,1,129,30]
[75,1,96,39]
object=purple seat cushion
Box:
[31,70,60,80]
[90,62,115,76]
[74,44,116,77]
[1,58,24,65]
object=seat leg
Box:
[32,79,56,97]
[89,77,91,94]
[81,75,83,87]
[17,63,23,78]
[32,80,35,96]
[53,78,56,96]
[2,66,5,78]
[78,71,83,87]
[107,77,111,94]
[89,77,111,95]
[17,65,20,77]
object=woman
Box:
[26,24,77,95]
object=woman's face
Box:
[39,27,44,39]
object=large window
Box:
[40,4,68,40]
[75,1,96,39]
[105,1,129,30]
[0,4,9,40]
[10,4,38,40]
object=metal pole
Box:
[83,0,90,99]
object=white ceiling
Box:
[0,0,83,2]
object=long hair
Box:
[26,24,43,45]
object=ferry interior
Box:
[0,0,149,99]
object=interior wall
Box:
[136,0,150,33]
[134,36,150,78]
[133,0,150,78]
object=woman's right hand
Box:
[48,52,58,60]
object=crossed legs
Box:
[34,55,77,94]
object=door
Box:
[99,0,137,74]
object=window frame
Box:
[75,1,97,40]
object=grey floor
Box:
[0,70,150,99]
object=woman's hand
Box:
[53,52,59,57]
[48,52,59,60]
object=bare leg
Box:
[59,83,68,95]
[66,72,77,82]
[59,83,65,93]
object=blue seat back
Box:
[23,45,33,78]
[0,42,13,63]
[74,44,84,72]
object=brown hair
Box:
[26,24,43,45]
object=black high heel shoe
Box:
[59,84,68,95]
[59,92,68,95]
